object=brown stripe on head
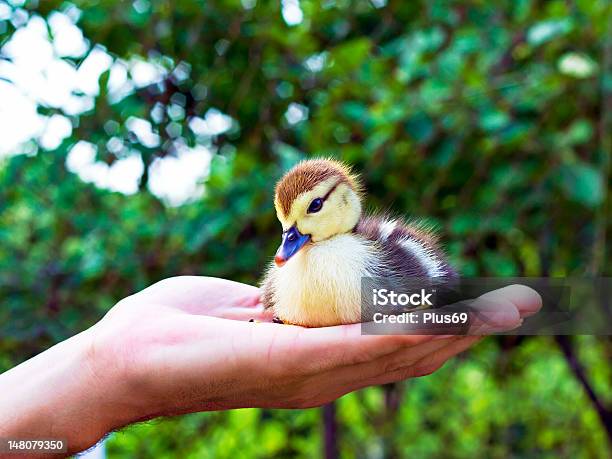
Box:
[274,159,361,216]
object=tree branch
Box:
[322,402,339,459]
[555,336,612,443]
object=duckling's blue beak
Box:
[274,226,310,267]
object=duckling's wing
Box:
[354,215,457,279]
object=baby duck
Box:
[261,159,456,327]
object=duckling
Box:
[261,158,457,327]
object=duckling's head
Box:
[273,159,363,266]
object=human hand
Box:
[91,277,540,416]
[0,276,541,457]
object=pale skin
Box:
[0,277,541,458]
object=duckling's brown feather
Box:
[275,159,360,216]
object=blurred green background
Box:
[0,0,610,457]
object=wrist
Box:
[49,330,115,453]
[0,328,142,455]
[82,323,156,438]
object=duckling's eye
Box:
[307,198,323,214]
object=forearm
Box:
[0,329,131,457]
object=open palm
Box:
[89,276,541,419]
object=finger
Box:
[373,336,462,374]
[426,286,536,335]
[303,337,479,406]
[362,297,519,336]
[139,276,261,314]
[479,284,542,318]
[366,336,482,386]
[252,282,541,379]
[254,322,439,376]
[311,336,460,392]
[411,335,482,376]
[361,284,540,336]
[464,285,541,334]
[464,295,521,334]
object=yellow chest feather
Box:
[268,234,379,327]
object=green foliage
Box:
[0,0,610,457]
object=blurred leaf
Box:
[527,18,573,46]
[558,52,598,78]
[557,163,604,207]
